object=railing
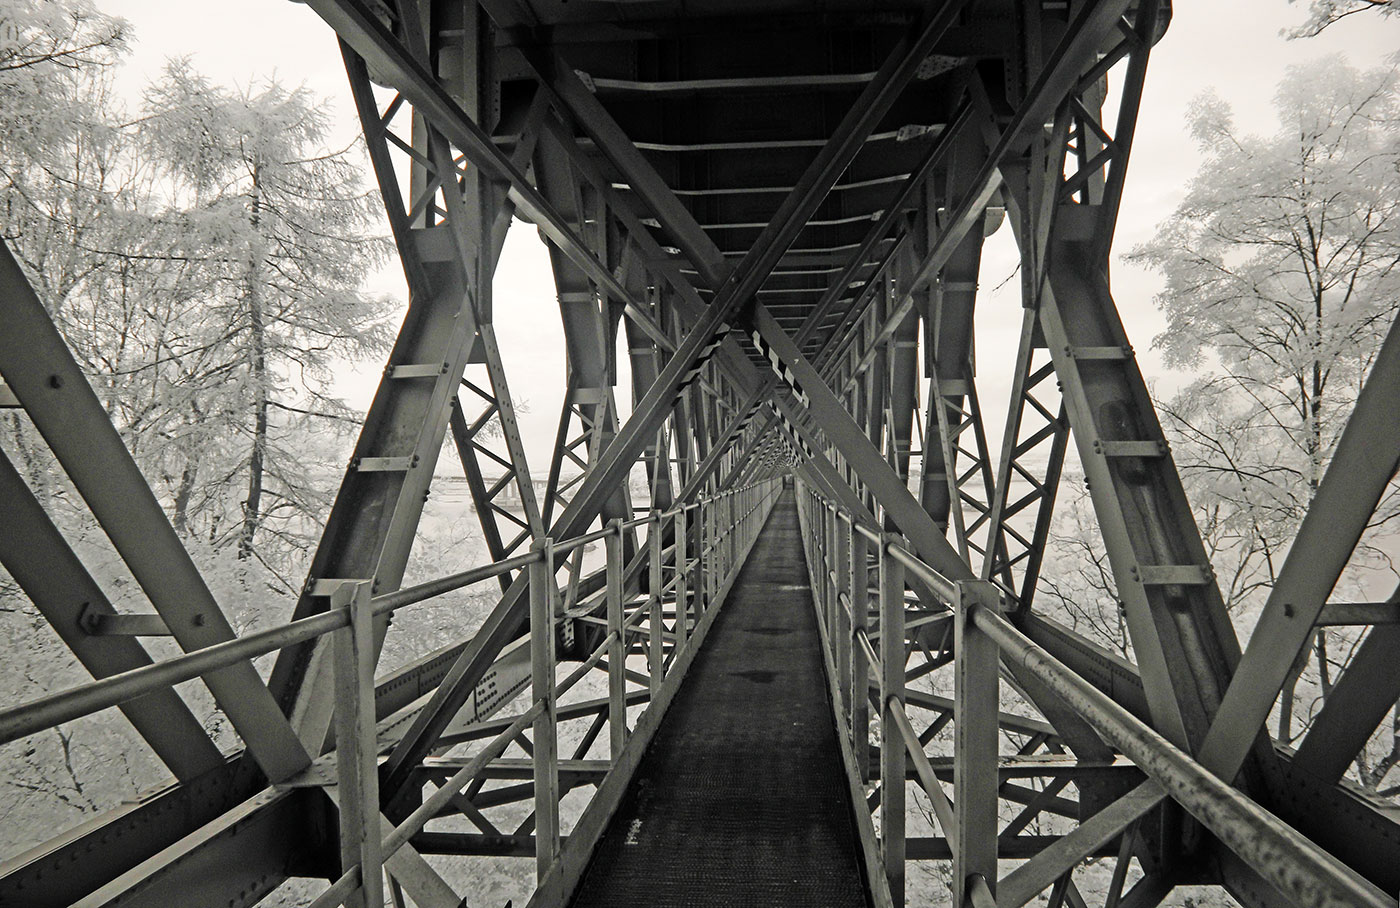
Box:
[794,480,1390,908]
[0,478,783,908]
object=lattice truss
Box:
[1,1,1399,907]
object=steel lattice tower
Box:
[2,2,1399,907]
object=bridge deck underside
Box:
[570,491,870,907]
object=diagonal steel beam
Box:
[517,32,977,554]
[0,448,224,782]
[531,112,888,509]
[0,242,311,783]
[795,105,971,351]
[1196,312,1400,781]
[1290,583,1400,784]
[268,82,488,757]
[815,0,1136,398]
[519,47,732,291]
[304,0,673,346]
[996,781,1166,908]
[377,0,966,803]
[514,27,970,518]
[747,304,972,576]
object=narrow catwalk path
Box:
[569,490,871,907]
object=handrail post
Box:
[833,511,851,715]
[702,496,714,607]
[688,504,702,616]
[879,535,906,908]
[818,504,829,632]
[606,519,626,760]
[724,491,731,571]
[675,507,689,649]
[710,495,720,605]
[816,503,826,625]
[849,524,870,781]
[734,490,741,567]
[649,510,664,699]
[328,579,382,908]
[529,539,559,880]
[954,580,1001,907]
[715,492,725,586]
[724,491,734,575]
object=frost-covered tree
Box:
[1135,57,1399,501]
[1129,56,1400,751]
[0,0,124,161]
[134,61,394,569]
[1285,0,1397,37]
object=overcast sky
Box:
[100,0,1400,463]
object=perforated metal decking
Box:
[569,491,872,907]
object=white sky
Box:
[99,0,1400,462]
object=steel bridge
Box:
[2,1,1400,906]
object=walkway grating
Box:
[569,491,872,907]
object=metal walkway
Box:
[570,491,871,907]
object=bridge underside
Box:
[2,1,1400,907]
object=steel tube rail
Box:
[0,485,761,749]
[550,525,615,557]
[622,602,652,634]
[0,608,348,746]
[855,627,883,677]
[973,605,1391,908]
[372,552,538,614]
[836,589,854,622]
[886,541,958,603]
[0,550,534,745]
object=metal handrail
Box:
[795,480,1391,908]
[0,478,785,908]
[0,482,776,748]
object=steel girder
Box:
[7,0,1400,906]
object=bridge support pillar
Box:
[954,580,1001,907]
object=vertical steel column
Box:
[732,493,741,576]
[818,505,830,633]
[729,493,737,574]
[955,580,1001,906]
[0,244,310,781]
[606,519,626,760]
[649,511,664,700]
[716,497,725,605]
[329,579,382,908]
[850,527,871,781]
[880,537,907,907]
[530,541,559,880]
[703,498,715,607]
[687,504,702,616]
[675,507,689,648]
[834,511,852,711]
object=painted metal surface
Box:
[5,0,1400,905]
